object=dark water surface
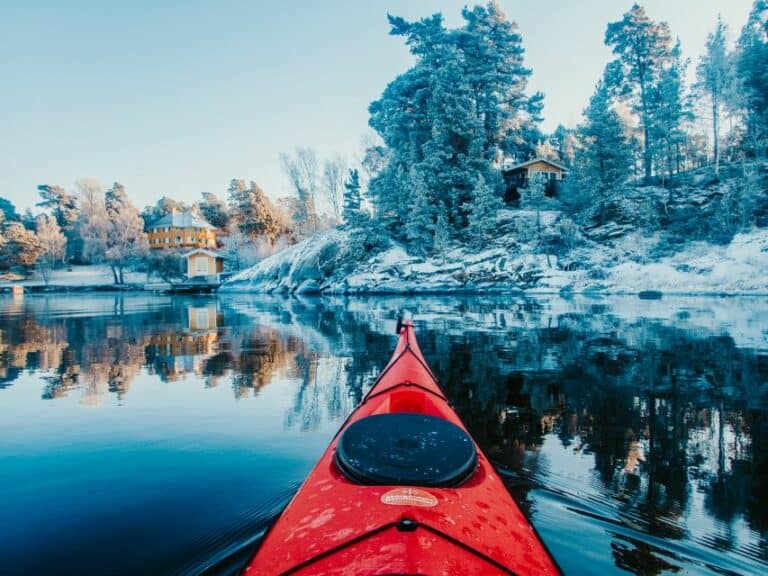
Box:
[0,293,766,575]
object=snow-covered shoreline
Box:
[221,212,768,296]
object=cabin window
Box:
[549,172,556,180]
[195,257,209,275]
[176,236,181,243]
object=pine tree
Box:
[228,181,284,244]
[199,192,230,231]
[605,4,674,181]
[577,78,633,224]
[697,17,732,174]
[342,169,363,227]
[404,169,435,254]
[368,3,540,243]
[36,184,78,230]
[433,202,451,259]
[105,182,129,219]
[736,0,768,158]
[0,221,42,269]
[649,40,689,182]
[468,174,502,245]
[0,197,19,222]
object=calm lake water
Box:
[0,293,766,575]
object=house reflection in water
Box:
[146,303,222,384]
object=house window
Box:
[188,236,195,243]
[176,236,181,243]
[195,257,209,275]
[549,172,557,180]
[164,238,170,244]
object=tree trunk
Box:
[111,265,119,285]
[640,83,652,183]
[713,95,720,177]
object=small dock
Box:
[167,276,221,294]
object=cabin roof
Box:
[148,211,216,230]
[181,248,225,259]
[503,157,569,173]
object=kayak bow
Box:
[245,321,560,575]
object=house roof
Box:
[181,248,225,259]
[148,211,216,230]
[503,157,569,173]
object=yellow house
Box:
[182,248,225,280]
[147,210,217,249]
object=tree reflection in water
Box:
[0,293,765,574]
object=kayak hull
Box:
[245,322,559,575]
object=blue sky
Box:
[0,0,754,212]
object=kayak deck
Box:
[245,322,560,575]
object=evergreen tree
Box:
[199,192,230,231]
[404,169,435,254]
[0,221,42,269]
[36,184,79,230]
[577,79,633,224]
[433,202,451,258]
[697,17,732,174]
[604,4,674,181]
[342,169,363,227]
[105,182,129,219]
[228,181,284,244]
[736,0,768,158]
[368,2,541,246]
[0,197,19,222]
[468,174,502,245]
[649,40,689,182]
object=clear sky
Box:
[0,0,754,212]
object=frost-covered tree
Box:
[75,183,146,283]
[368,2,541,245]
[697,17,733,174]
[0,197,19,222]
[604,4,674,180]
[228,181,285,244]
[35,214,66,284]
[140,196,187,229]
[404,169,435,254]
[433,202,451,258]
[649,40,690,181]
[468,174,502,245]
[105,182,129,219]
[736,0,768,158]
[342,169,364,228]
[36,184,78,231]
[103,184,147,284]
[0,221,41,270]
[322,155,346,223]
[281,148,319,234]
[199,192,230,232]
[576,79,633,223]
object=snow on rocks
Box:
[222,218,768,296]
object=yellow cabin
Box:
[501,157,569,203]
[182,248,225,280]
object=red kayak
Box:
[245,321,560,575]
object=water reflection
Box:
[0,293,765,575]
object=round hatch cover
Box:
[335,413,477,487]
